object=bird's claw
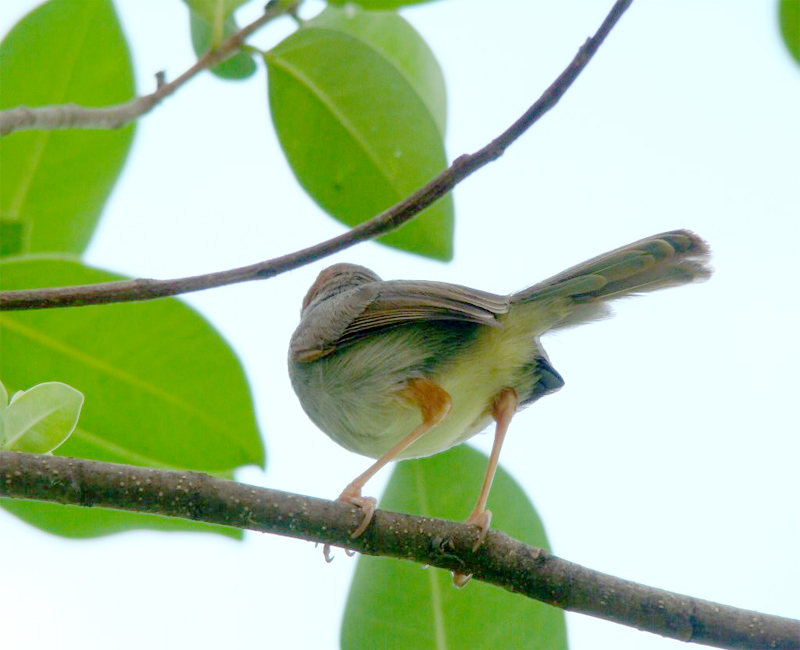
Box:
[321,490,377,564]
[338,489,377,538]
[466,509,492,551]
[451,509,493,587]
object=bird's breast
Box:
[289,311,557,459]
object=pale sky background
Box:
[1,1,798,649]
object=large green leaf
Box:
[342,446,567,649]
[0,0,135,258]
[0,499,242,538]
[305,6,446,136]
[0,256,264,537]
[265,5,453,260]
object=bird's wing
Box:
[342,280,509,335]
[292,280,509,361]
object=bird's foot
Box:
[322,486,377,563]
[451,509,493,588]
[338,487,377,539]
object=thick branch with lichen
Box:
[1,450,797,650]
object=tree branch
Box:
[0,0,298,136]
[0,0,633,312]
[0,450,796,650]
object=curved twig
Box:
[0,0,298,136]
[0,0,633,311]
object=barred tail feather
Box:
[513,230,711,329]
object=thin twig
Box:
[0,0,633,312]
[0,450,797,650]
[0,1,297,135]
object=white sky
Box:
[2,1,798,649]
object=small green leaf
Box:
[184,0,249,30]
[780,0,800,65]
[0,0,136,257]
[1,381,84,453]
[188,8,256,80]
[329,0,440,11]
[342,446,567,649]
[0,380,8,408]
[0,255,264,537]
[265,5,453,260]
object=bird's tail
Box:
[512,230,711,330]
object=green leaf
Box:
[0,255,264,537]
[342,446,568,649]
[188,8,256,80]
[0,0,136,257]
[184,0,249,30]
[329,0,440,11]
[1,381,84,453]
[0,220,25,257]
[0,499,241,538]
[265,5,453,260]
[306,6,446,135]
[780,0,800,65]
[0,381,8,407]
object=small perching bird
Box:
[288,230,711,585]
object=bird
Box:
[288,230,711,585]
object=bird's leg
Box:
[452,387,518,587]
[329,377,451,556]
[463,387,518,545]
